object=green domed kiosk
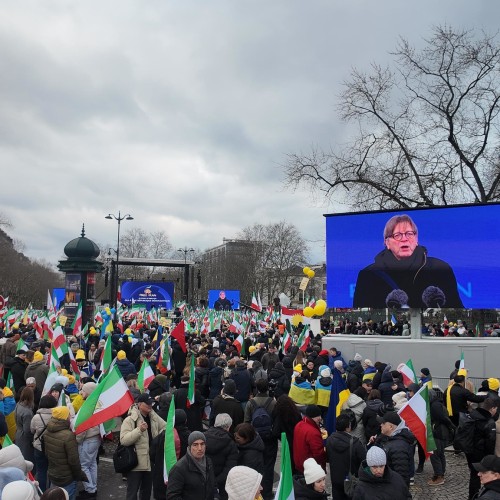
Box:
[58,225,104,329]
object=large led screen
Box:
[208,289,240,310]
[325,204,500,309]
[121,281,175,310]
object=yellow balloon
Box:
[303,267,311,276]
[307,270,315,278]
[313,303,326,316]
[303,306,314,318]
[316,299,327,310]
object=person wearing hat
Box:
[472,455,500,498]
[120,392,166,500]
[2,480,38,500]
[353,446,409,499]
[225,465,263,500]
[419,368,433,389]
[293,405,327,475]
[372,411,414,486]
[116,349,137,380]
[43,406,87,500]
[24,349,49,395]
[166,431,215,500]
[10,349,28,399]
[0,328,20,379]
[210,379,244,433]
[75,382,99,499]
[173,374,206,432]
[292,457,328,499]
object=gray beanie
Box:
[366,446,387,467]
[188,431,206,447]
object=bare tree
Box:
[284,26,500,210]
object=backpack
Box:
[251,397,273,440]
[453,412,475,453]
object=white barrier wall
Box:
[321,335,500,380]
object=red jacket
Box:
[293,416,327,473]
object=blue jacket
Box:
[116,358,137,379]
[328,352,347,371]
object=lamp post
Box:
[105,211,134,309]
[177,246,194,303]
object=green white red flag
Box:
[71,301,83,337]
[42,345,61,395]
[170,320,186,353]
[274,432,294,500]
[398,384,436,457]
[296,324,310,352]
[74,366,134,434]
[137,358,155,392]
[397,359,418,387]
[163,398,177,483]
[187,355,195,406]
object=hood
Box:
[2,387,13,398]
[365,399,384,412]
[282,356,293,368]
[47,417,71,434]
[204,426,233,454]
[317,377,332,387]
[0,444,33,473]
[269,365,286,378]
[238,433,265,453]
[358,460,392,484]
[390,426,414,445]
[345,393,366,410]
[380,370,394,384]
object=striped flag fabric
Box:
[296,324,310,352]
[71,301,83,336]
[398,384,437,457]
[187,355,195,407]
[391,314,397,326]
[397,359,418,387]
[137,358,155,392]
[325,366,350,435]
[74,366,134,434]
[42,345,61,395]
[170,320,186,353]
[274,432,294,500]
[459,351,465,370]
[163,398,177,484]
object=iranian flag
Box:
[257,293,263,312]
[51,318,69,360]
[137,358,155,391]
[233,331,244,354]
[16,337,28,352]
[163,398,177,483]
[398,384,436,457]
[251,293,261,312]
[74,366,134,434]
[170,321,187,353]
[281,320,292,354]
[186,355,195,407]
[274,432,294,500]
[397,359,418,387]
[42,345,61,395]
[459,351,465,370]
[296,324,310,352]
[99,335,114,376]
[71,301,83,336]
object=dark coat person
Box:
[174,409,190,458]
[230,361,254,404]
[166,431,216,500]
[444,374,487,426]
[204,414,238,500]
[116,350,137,379]
[173,376,206,432]
[209,379,244,433]
[268,362,291,398]
[234,423,265,475]
[472,455,500,499]
[208,361,226,400]
[10,352,28,399]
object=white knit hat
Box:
[2,480,36,500]
[303,458,326,484]
[354,353,362,362]
[392,391,408,410]
[333,360,343,370]
[319,366,331,378]
[366,446,387,466]
[225,465,262,500]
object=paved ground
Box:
[95,439,471,499]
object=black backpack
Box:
[251,397,273,440]
[453,412,475,453]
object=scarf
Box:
[187,446,207,479]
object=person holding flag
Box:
[120,393,166,500]
[173,372,206,432]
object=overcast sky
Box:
[0,1,497,267]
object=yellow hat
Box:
[61,369,68,376]
[33,351,44,362]
[75,349,86,361]
[294,364,302,373]
[2,387,13,398]
[125,328,132,335]
[68,375,76,384]
[117,350,126,360]
[249,346,257,353]
[52,406,70,420]
[488,378,500,391]
[89,327,97,335]
[458,368,468,377]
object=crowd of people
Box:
[0,314,500,499]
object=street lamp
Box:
[177,247,194,302]
[105,211,134,309]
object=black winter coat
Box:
[353,246,464,309]
[173,387,205,432]
[165,451,216,500]
[204,426,238,494]
[378,370,405,406]
[352,461,411,500]
[476,478,500,499]
[116,358,137,379]
[468,407,496,461]
[429,391,455,443]
[209,394,244,433]
[362,399,384,441]
[10,357,28,399]
[230,366,254,403]
[195,366,210,398]
[443,383,486,425]
[293,476,329,500]
[326,432,366,486]
[374,428,415,485]
[268,364,291,398]
[208,366,224,400]
[237,434,265,474]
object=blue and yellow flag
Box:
[325,368,350,435]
